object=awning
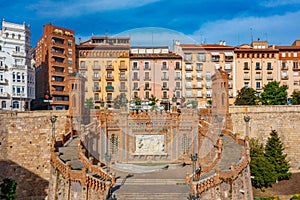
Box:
[224,52,234,56]
[211,52,220,56]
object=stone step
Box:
[116,178,186,185]
[115,193,189,200]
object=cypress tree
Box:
[264,130,291,181]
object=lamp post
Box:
[244,115,250,137]
[188,153,199,200]
[50,115,57,147]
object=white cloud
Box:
[28,0,160,18]
[191,11,300,46]
[260,0,300,7]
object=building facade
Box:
[76,36,130,109]
[174,41,235,106]
[34,24,76,110]
[276,40,300,97]
[234,41,279,97]
[129,46,183,107]
[0,19,35,111]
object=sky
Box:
[1,0,300,47]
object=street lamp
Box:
[50,115,57,147]
[244,115,250,137]
[190,153,198,181]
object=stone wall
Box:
[0,110,69,198]
[229,105,300,172]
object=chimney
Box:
[223,40,226,46]
[219,40,223,45]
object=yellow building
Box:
[234,41,279,97]
[76,36,130,108]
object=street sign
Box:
[44,100,53,103]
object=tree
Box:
[260,81,287,105]
[113,93,128,109]
[148,95,158,107]
[85,98,94,109]
[249,138,277,188]
[234,87,258,105]
[265,130,291,181]
[0,178,18,200]
[291,91,300,105]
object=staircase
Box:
[111,165,191,200]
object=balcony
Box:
[211,56,220,62]
[206,85,212,89]
[186,76,193,80]
[0,79,8,85]
[228,84,233,89]
[162,95,169,100]
[267,75,273,80]
[119,76,127,81]
[51,51,65,58]
[106,65,114,70]
[92,77,101,81]
[244,66,250,70]
[132,77,140,81]
[144,66,151,70]
[161,77,169,81]
[51,90,67,96]
[51,80,66,86]
[193,84,202,89]
[293,67,300,71]
[196,67,203,71]
[145,87,151,91]
[267,66,273,70]
[144,77,151,81]
[281,75,289,80]
[175,76,182,80]
[185,67,193,71]
[93,65,101,70]
[0,92,9,98]
[255,66,261,70]
[51,100,69,106]
[175,66,182,70]
[119,65,127,71]
[255,75,262,80]
[133,87,140,91]
[105,86,114,92]
[51,70,66,77]
[106,76,114,81]
[51,61,65,67]
[206,76,211,80]
[175,87,182,90]
[0,65,8,71]
[243,75,250,80]
[132,66,139,70]
[93,87,101,92]
[196,76,203,80]
[162,86,169,90]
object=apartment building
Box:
[174,40,234,106]
[35,24,76,110]
[0,19,35,111]
[129,46,183,106]
[76,36,130,108]
[276,40,300,97]
[234,41,279,97]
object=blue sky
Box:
[2,0,300,47]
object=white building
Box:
[0,19,35,111]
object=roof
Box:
[179,44,234,50]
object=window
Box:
[94,72,99,78]
[144,62,150,69]
[196,63,203,71]
[256,82,261,90]
[185,64,192,70]
[145,91,150,99]
[294,52,298,57]
[0,45,2,51]
[186,72,192,79]
[145,72,150,80]
[133,82,139,90]
[198,53,205,61]
[225,63,231,70]
[196,72,202,79]
[206,72,211,79]
[211,55,219,61]
[244,62,249,70]
[176,91,180,98]
[293,61,299,69]
[134,92,138,98]
[107,93,112,101]
[68,58,72,64]
[162,62,167,69]
[294,81,299,86]
[186,90,192,97]
[186,81,192,88]
[94,93,99,101]
[267,62,272,70]
[68,40,72,46]
[133,62,138,69]
[120,82,126,90]
[293,71,299,77]
[206,90,212,97]
[162,72,168,80]
[185,54,191,61]
[94,82,99,90]
[15,46,20,52]
[17,73,21,82]
[1,101,6,109]
[162,82,168,88]
[244,82,249,88]
[68,49,72,55]
[282,72,288,79]
[175,62,181,69]
[197,91,202,97]
[162,91,167,98]
[206,81,212,89]
[176,82,181,89]
[255,62,261,70]
[94,61,99,69]
[107,72,112,78]
[282,52,286,57]
[175,72,181,79]
[145,82,150,89]
[282,62,287,69]
[215,64,220,69]
[133,72,139,80]
[80,61,85,68]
